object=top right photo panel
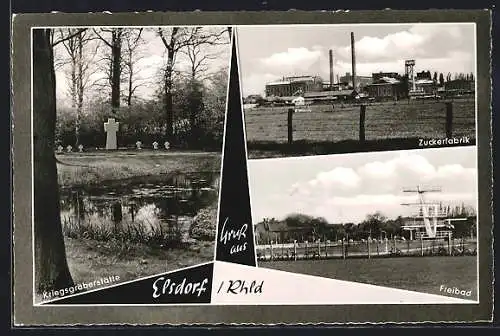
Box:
[237,23,476,159]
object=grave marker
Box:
[164,141,170,150]
[78,144,84,152]
[104,118,119,150]
[152,141,159,150]
[66,145,72,153]
[136,141,142,150]
[56,145,63,153]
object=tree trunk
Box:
[33,29,74,293]
[127,59,133,106]
[164,47,174,139]
[75,33,84,147]
[111,29,122,116]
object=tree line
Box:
[52,27,230,149]
[255,204,477,245]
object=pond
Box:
[59,171,220,245]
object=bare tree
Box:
[157,27,229,140]
[121,28,146,106]
[93,28,123,116]
[54,28,100,147]
[181,27,228,81]
[33,28,74,293]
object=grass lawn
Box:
[245,98,475,158]
[56,150,221,187]
[261,256,477,300]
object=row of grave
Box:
[56,141,172,153]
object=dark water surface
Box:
[60,171,220,243]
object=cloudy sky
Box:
[248,146,478,224]
[237,23,476,96]
[53,27,230,107]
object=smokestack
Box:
[329,49,334,90]
[351,32,356,90]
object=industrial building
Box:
[444,78,475,95]
[265,75,323,97]
[339,72,372,89]
[304,90,358,104]
[363,72,408,100]
[261,32,473,104]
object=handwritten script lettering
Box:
[217,280,264,295]
[219,217,249,255]
[152,277,208,299]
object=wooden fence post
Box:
[359,105,366,142]
[294,240,297,261]
[445,102,453,138]
[448,232,452,255]
[288,108,294,145]
[420,236,424,256]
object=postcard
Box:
[11,10,493,326]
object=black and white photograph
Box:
[237,24,476,159]
[249,146,478,301]
[12,9,493,325]
[32,26,231,303]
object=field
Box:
[244,98,475,158]
[261,256,477,300]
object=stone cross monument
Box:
[104,118,119,150]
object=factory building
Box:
[444,78,475,95]
[364,76,407,100]
[304,90,358,104]
[265,75,323,97]
[339,72,372,89]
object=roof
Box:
[266,81,291,86]
[414,79,434,85]
[255,221,311,233]
[304,90,356,98]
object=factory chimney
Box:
[329,49,334,90]
[351,32,356,90]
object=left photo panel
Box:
[31,27,231,304]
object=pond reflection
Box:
[60,171,219,244]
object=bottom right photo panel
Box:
[248,146,478,302]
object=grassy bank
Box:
[56,150,221,187]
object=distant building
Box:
[243,94,264,104]
[254,221,312,245]
[339,72,372,89]
[304,90,357,104]
[372,72,400,81]
[416,71,433,80]
[364,76,407,100]
[322,82,347,91]
[414,79,436,95]
[265,75,323,97]
[444,79,475,95]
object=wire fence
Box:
[244,98,475,144]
